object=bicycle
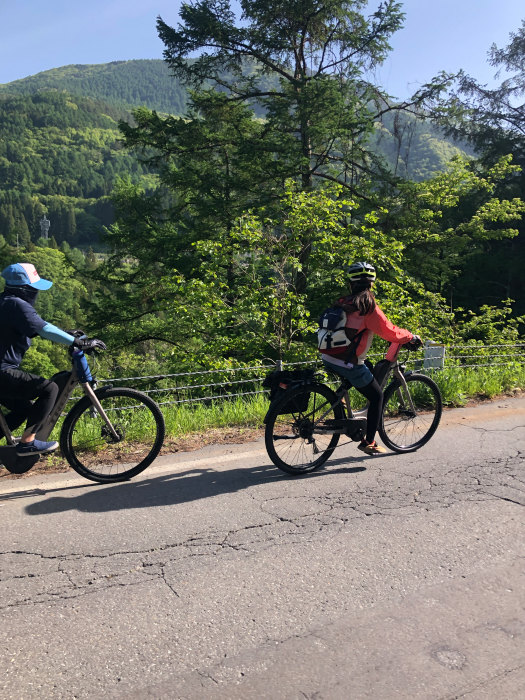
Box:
[0,340,165,483]
[264,342,443,475]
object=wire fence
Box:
[90,343,525,409]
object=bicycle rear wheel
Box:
[379,373,442,453]
[265,383,343,475]
[60,387,165,483]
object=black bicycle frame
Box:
[0,359,120,473]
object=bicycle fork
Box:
[391,367,417,415]
[81,383,121,442]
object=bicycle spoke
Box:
[60,388,165,483]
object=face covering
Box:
[3,285,39,306]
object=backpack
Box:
[317,305,366,364]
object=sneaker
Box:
[358,440,387,455]
[16,439,59,457]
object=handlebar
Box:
[385,339,444,362]
[67,330,106,355]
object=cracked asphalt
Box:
[0,397,524,699]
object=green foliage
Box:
[189,181,404,360]
[453,302,524,345]
[0,91,150,248]
[386,155,525,302]
[432,20,525,315]
[95,177,522,369]
[20,338,67,377]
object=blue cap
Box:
[1,263,53,290]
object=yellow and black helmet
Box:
[346,261,376,282]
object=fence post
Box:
[424,340,446,370]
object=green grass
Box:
[161,393,270,437]
[155,364,525,438]
[4,366,524,452]
[429,364,525,406]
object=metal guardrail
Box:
[92,343,525,409]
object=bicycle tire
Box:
[60,387,165,483]
[265,382,343,475]
[379,373,442,453]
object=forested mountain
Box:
[0,60,470,250]
[0,91,153,248]
[0,60,188,115]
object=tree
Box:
[156,0,446,196]
[116,0,448,311]
[119,91,275,268]
[386,155,525,305]
[188,180,409,360]
[442,21,525,166]
[434,21,525,313]
[92,180,459,364]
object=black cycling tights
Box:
[355,377,383,443]
[0,368,58,435]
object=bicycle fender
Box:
[91,384,114,398]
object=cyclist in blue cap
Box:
[0,263,105,457]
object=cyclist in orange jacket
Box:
[321,262,421,454]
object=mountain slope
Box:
[0,60,187,115]
[0,91,152,247]
[0,60,470,249]
[0,60,469,180]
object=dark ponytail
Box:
[352,288,376,315]
[337,279,376,316]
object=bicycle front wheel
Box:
[379,373,442,453]
[60,387,165,483]
[265,383,343,475]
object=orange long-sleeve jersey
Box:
[321,304,413,368]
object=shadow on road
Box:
[20,455,369,516]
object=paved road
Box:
[0,397,524,699]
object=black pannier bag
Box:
[262,369,315,421]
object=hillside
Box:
[0,60,188,115]
[374,112,470,181]
[0,60,469,249]
[0,91,152,248]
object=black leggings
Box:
[0,368,58,435]
[355,377,383,443]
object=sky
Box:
[0,0,523,99]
